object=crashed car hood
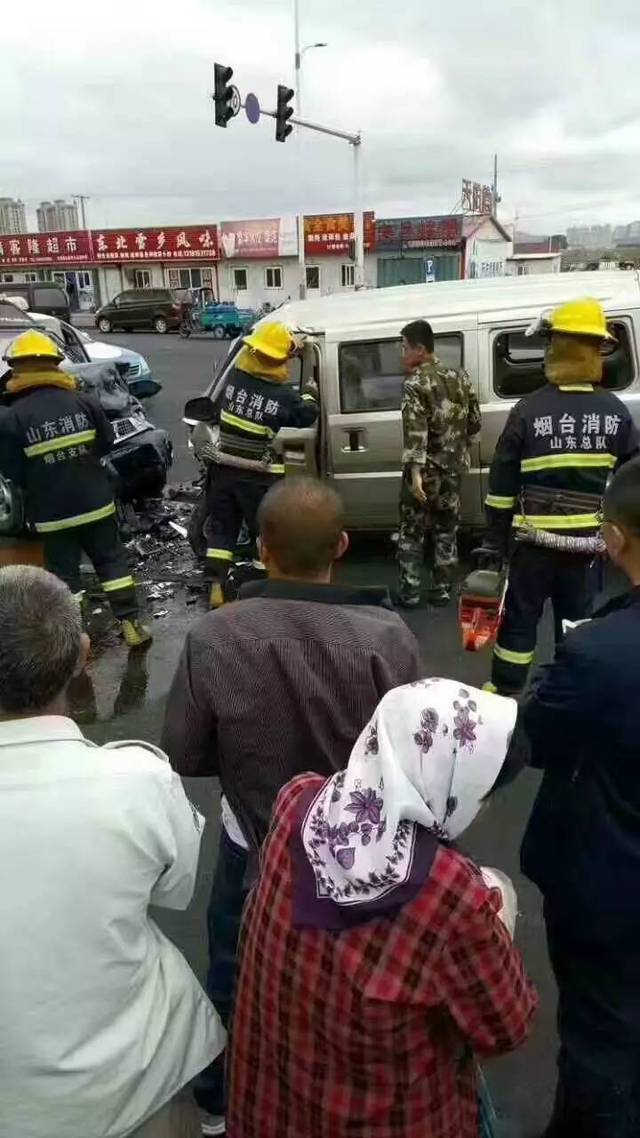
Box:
[64,359,145,419]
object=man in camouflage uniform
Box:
[397,319,481,607]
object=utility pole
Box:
[294,0,306,298]
[492,154,500,216]
[73,194,89,230]
[257,105,363,287]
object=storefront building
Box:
[375,216,464,286]
[375,214,511,286]
[217,217,299,307]
[462,216,512,278]
[303,211,376,295]
[92,224,220,302]
[216,212,377,307]
[0,212,511,312]
[0,230,98,310]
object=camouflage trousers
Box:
[397,470,461,602]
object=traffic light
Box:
[275,84,295,143]
[214,63,234,128]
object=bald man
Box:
[162,477,423,1130]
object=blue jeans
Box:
[194,829,249,1117]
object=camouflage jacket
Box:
[401,356,481,473]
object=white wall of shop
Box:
[463,216,512,279]
[216,253,377,307]
[506,253,563,276]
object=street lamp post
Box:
[294,0,327,298]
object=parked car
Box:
[95,288,186,334]
[30,312,162,400]
[184,270,640,529]
[0,281,70,321]
[0,312,172,535]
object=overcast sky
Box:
[4,0,640,234]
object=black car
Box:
[95,288,186,335]
[0,281,70,321]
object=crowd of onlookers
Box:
[1,466,640,1138]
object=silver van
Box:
[195,271,640,529]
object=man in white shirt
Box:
[0,565,225,1138]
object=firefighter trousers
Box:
[492,543,596,696]
[397,469,461,602]
[204,466,280,580]
[43,515,138,621]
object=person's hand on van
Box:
[410,465,427,505]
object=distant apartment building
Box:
[36,199,79,232]
[567,224,612,249]
[0,197,27,235]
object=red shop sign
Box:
[0,230,93,266]
[94,225,219,262]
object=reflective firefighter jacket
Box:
[486,382,639,541]
[0,376,116,532]
[214,365,318,475]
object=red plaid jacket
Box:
[227,775,537,1138]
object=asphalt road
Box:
[82,329,556,1137]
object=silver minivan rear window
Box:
[339,334,463,413]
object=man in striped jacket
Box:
[0,330,151,648]
[484,298,638,695]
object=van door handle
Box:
[342,428,367,453]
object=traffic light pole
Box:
[258,106,364,290]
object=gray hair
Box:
[0,566,82,714]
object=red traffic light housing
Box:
[275,84,295,143]
[214,63,234,128]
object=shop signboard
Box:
[375,216,462,251]
[218,217,298,259]
[304,211,375,255]
[93,225,219,261]
[0,231,93,266]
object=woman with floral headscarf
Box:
[227,679,536,1138]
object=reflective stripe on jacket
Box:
[485,383,639,540]
[213,364,318,473]
[0,380,116,531]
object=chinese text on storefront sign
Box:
[93,226,219,261]
[0,231,93,266]
[375,216,462,250]
[304,212,376,255]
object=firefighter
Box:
[483,298,639,695]
[203,321,319,607]
[0,330,152,648]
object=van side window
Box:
[493,321,634,399]
[339,334,463,413]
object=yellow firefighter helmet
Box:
[549,298,615,341]
[4,329,65,364]
[243,322,295,362]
